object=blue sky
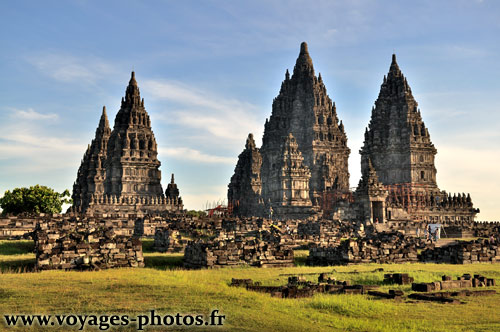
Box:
[0,0,499,219]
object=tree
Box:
[0,185,71,215]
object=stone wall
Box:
[0,215,39,239]
[183,232,293,268]
[419,239,499,264]
[307,232,427,266]
[34,218,143,271]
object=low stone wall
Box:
[0,214,136,239]
[307,232,427,266]
[184,232,294,269]
[34,219,143,271]
[419,239,499,264]
[0,215,38,239]
[472,221,500,238]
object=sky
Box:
[0,0,499,220]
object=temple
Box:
[229,42,350,219]
[229,44,479,223]
[72,72,183,216]
[359,55,478,223]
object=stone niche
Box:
[34,219,144,271]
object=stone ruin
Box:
[228,42,479,225]
[230,275,381,299]
[419,239,499,264]
[71,72,183,217]
[229,42,350,220]
[183,230,294,269]
[33,217,143,271]
[153,228,186,253]
[230,271,496,303]
[2,210,499,271]
[307,231,426,266]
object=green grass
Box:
[0,240,499,331]
[0,240,35,273]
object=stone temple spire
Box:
[165,173,181,201]
[360,54,437,190]
[72,106,111,213]
[260,41,350,208]
[97,106,110,135]
[104,71,163,198]
[293,42,315,78]
[228,133,264,217]
[124,71,141,106]
[71,71,183,215]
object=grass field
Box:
[0,239,499,331]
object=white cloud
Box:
[26,53,116,84]
[143,79,264,147]
[160,146,236,165]
[11,108,59,121]
[436,145,500,221]
[0,132,83,153]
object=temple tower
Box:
[360,54,437,192]
[104,71,164,198]
[228,134,264,217]
[72,72,183,215]
[260,42,350,205]
[72,107,111,212]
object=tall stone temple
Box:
[229,43,478,223]
[358,55,478,223]
[72,72,183,216]
[229,42,350,218]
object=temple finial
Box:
[129,71,137,85]
[98,106,110,131]
[171,173,175,183]
[300,42,309,54]
[389,53,400,75]
[293,42,314,76]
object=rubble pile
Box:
[34,219,143,271]
[307,232,427,266]
[183,232,294,268]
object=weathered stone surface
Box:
[72,72,182,216]
[229,42,350,219]
[307,232,426,266]
[183,231,294,269]
[360,54,478,223]
[228,134,264,217]
[33,218,143,270]
[419,239,499,264]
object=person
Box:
[375,217,379,224]
[436,226,441,241]
[490,235,495,243]
[428,224,432,241]
[286,224,291,235]
[416,227,421,238]
[423,226,428,240]
[269,206,273,221]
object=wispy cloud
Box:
[26,53,117,84]
[0,132,83,153]
[143,79,263,145]
[159,146,236,165]
[10,108,59,121]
